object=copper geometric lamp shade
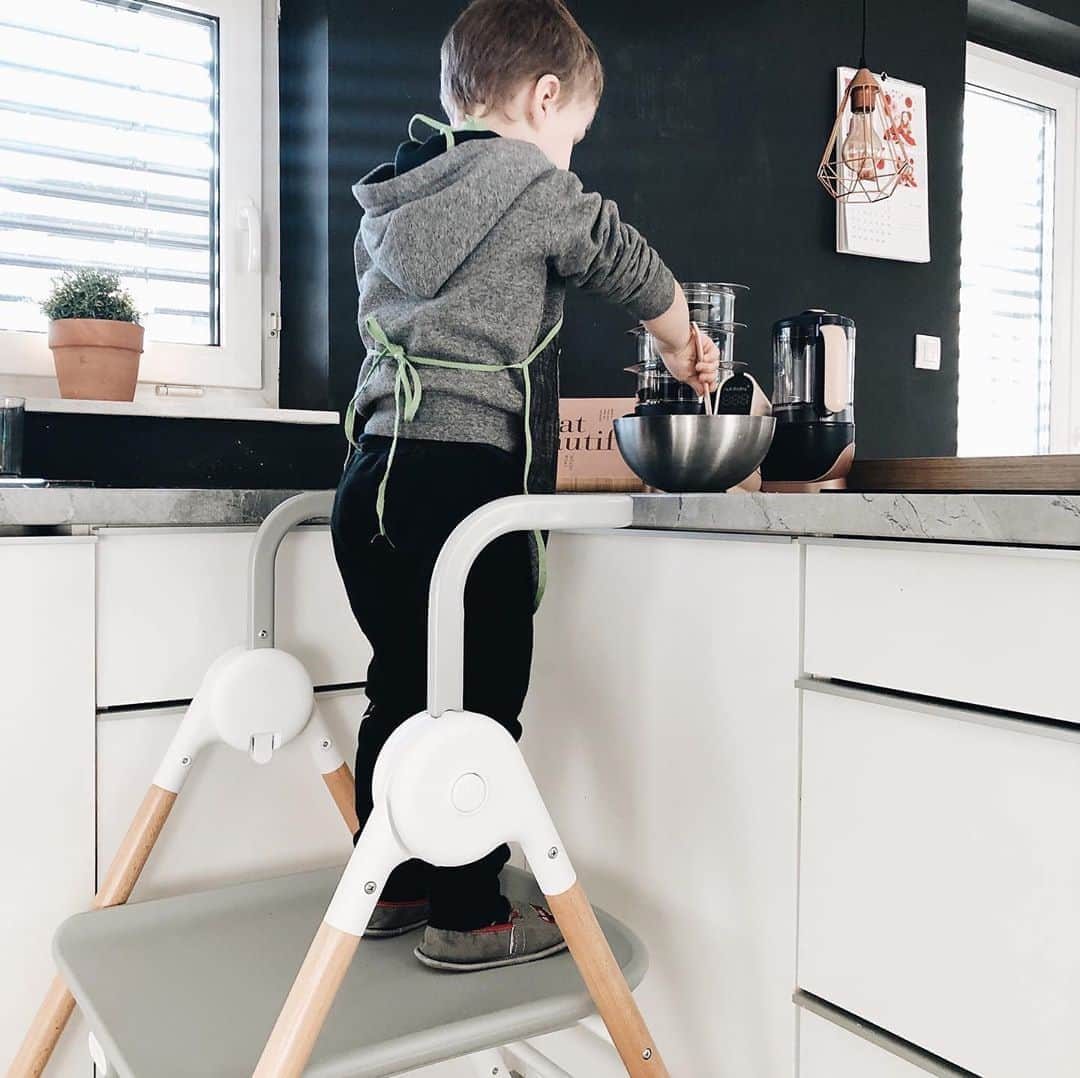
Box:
[818,0,914,202]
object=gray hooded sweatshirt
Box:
[350,133,676,489]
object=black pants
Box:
[330,434,534,930]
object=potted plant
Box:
[41,268,144,401]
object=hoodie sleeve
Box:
[534,169,676,322]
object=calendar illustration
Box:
[835,68,931,263]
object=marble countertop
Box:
[0,487,319,529]
[630,492,1080,548]
[3,487,1080,548]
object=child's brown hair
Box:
[440,0,604,122]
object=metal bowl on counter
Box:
[613,413,776,493]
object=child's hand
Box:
[658,324,720,395]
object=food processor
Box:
[615,282,776,493]
[683,281,749,326]
[626,322,748,415]
[760,309,856,492]
[625,281,767,418]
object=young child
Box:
[331,0,719,972]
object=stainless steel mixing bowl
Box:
[613,413,776,492]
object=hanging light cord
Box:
[859,0,868,67]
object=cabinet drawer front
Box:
[800,1009,942,1078]
[0,539,95,1078]
[526,532,801,1077]
[798,688,1080,1077]
[96,527,371,707]
[97,691,365,899]
[802,541,1080,722]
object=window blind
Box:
[0,0,218,346]
[959,83,1056,456]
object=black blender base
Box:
[761,423,855,491]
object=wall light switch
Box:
[915,334,941,371]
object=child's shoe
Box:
[364,897,430,938]
[413,902,567,971]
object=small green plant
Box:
[40,268,141,324]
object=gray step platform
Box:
[54,865,647,1077]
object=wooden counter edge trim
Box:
[556,477,648,493]
[848,455,1080,493]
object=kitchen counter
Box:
[4,487,1080,548]
[0,487,319,529]
[631,491,1080,548]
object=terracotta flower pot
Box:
[48,318,145,401]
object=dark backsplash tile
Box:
[24,411,345,489]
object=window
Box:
[960,44,1079,455]
[0,0,270,391]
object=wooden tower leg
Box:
[546,882,670,1078]
[10,700,355,1077]
[7,785,177,1078]
[320,763,360,836]
[91,786,178,909]
[254,799,406,1078]
[252,921,360,1078]
[6,976,76,1078]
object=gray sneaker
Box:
[414,902,568,972]
[364,898,430,939]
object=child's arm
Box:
[538,170,719,391]
[643,288,718,396]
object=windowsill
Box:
[24,397,340,426]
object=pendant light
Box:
[817,0,913,202]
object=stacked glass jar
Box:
[626,282,750,416]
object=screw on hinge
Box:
[364,881,377,895]
[258,628,269,639]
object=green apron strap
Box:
[407,113,489,152]
[343,348,392,461]
[342,396,357,469]
[408,113,455,151]
[345,314,563,602]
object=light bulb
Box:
[841,112,883,181]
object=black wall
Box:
[281,0,968,459]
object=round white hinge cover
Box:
[209,647,314,752]
[451,772,488,814]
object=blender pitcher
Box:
[761,310,856,492]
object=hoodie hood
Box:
[353,136,554,300]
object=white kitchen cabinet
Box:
[96,688,366,900]
[1,537,94,1077]
[95,525,371,708]
[798,685,1080,1078]
[799,1008,944,1077]
[802,539,1080,722]
[521,530,801,1076]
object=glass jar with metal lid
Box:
[627,324,747,415]
[682,282,749,326]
